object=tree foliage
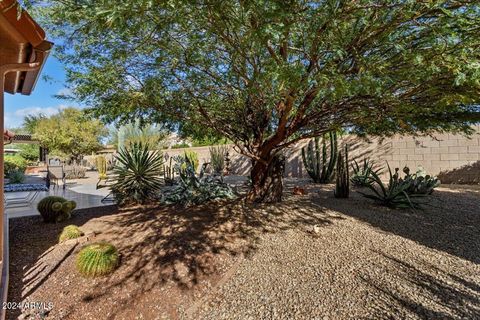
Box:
[112,119,168,150]
[31,108,107,159]
[38,0,480,200]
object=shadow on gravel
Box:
[362,252,480,319]
[8,206,119,320]
[311,187,480,265]
[8,195,338,319]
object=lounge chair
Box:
[4,183,49,208]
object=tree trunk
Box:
[246,153,285,203]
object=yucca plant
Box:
[111,142,164,205]
[59,225,84,243]
[76,242,119,277]
[351,158,381,187]
[358,164,425,209]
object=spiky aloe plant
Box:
[59,225,84,243]
[301,131,337,183]
[334,145,349,198]
[111,142,164,205]
[76,242,119,277]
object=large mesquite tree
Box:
[40,0,480,202]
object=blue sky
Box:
[4,55,82,129]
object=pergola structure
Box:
[0,1,52,317]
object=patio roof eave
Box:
[0,0,53,95]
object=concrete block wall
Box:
[163,125,480,184]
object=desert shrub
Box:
[171,142,190,149]
[162,157,235,206]
[209,145,229,175]
[64,165,87,179]
[59,225,84,243]
[111,142,164,205]
[76,242,119,277]
[37,196,77,223]
[7,170,25,184]
[351,158,381,187]
[358,164,427,209]
[4,155,27,176]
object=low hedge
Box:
[4,155,28,176]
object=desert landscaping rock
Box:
[8,183,480,319]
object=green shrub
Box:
[76,242,119,277]
[59,225,84,243]
[111,142,164,205]
[37,196,77,223]
[7,170,25,184]
[18,144,39,162]
[4,155,27,176]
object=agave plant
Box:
[351,158,381,187]
[358,164,425,209]
[401,166,440,195]
[162,156,235,206]
[111,142,164,205]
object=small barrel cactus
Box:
[37,196,77,223]
[59,225,84,243]
[76,242,119,277]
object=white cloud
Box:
[5,104,69,129]
[56,88,72,96]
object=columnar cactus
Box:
[37,196,77,223]
[301,131,338,183]
[95,155,108,179]
[334,145,350,198]
[164,157,175,185]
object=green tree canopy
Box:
[111,119,169,150]
[40,0,480,201]
[31,108,107,159]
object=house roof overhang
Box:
[0,0,53,95]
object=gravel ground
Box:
[8,183,480,319]
[195,184,480,320]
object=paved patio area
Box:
[5,171,113,219]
